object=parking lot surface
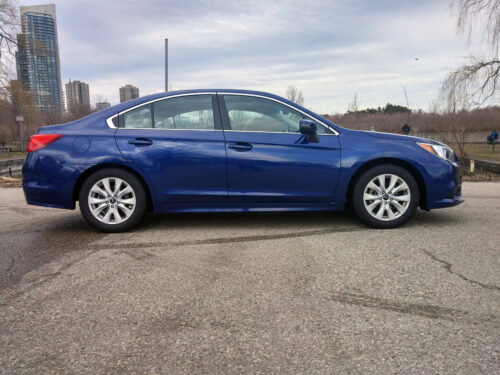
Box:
[0,182,499,374]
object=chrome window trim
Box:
[115,127,222,132]
[105,91,339,136]
[106,115,118,129]
[106,92,217,130]
[223,130,329,135]
[218,92,339,136]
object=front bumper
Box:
[427,195,464,209]
[424,158,463,209]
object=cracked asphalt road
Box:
[0,182,499,374]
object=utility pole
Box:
[165,38,168,92]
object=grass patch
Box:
[0,152,27,160]
[448,143,500,162]
[463,143,500,162]
[465,144,500,161]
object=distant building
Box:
[119,84,139,103]
[16,4,63,113]
[65,79,90,112]
[61,90,66,112]
[95,101,111,111]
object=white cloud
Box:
[19,0,495,112]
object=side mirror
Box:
[299,119,319,143]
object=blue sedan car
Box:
[23,89,463,232]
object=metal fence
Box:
[0,159,24,177]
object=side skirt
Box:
[154,202,344,214]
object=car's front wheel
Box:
[79,168,147,232]
[351,164,419,228]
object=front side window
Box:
[153,95,215,130]
[223,95,328,134]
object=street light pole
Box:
[16,115,24,151]
[165,38,168,92]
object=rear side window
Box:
[119,95,215,130]
[122,105,153,128]
[153,95,214,130]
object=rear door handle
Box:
[128,137,153,147]
[228,142,253,152]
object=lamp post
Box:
[16,115,24,151]
[165,38,168,92]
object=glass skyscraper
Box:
[16,4,63,113]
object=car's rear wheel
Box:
[79,168,147,232]
[351,164,419,228]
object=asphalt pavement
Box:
[0,183,499,374]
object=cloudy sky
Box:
[19,0,492,113]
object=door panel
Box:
[220,94,340,203]
[115,95,227,204]
[224,131,340,202]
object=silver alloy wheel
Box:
[87,177,136,225]
[363,174,411,221]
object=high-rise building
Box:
[95,101,111,111]
[119,84,139,103]
[16,4,63,114]
[65,79,90,112]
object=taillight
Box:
[26,134,64,152]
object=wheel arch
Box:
[346,158,427,209]
[72,163,154,210]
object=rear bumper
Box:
[23,182,75,209]
[22,152,81,210]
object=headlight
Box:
[417,142,455,162]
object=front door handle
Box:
[228,142,253,152]
[128,137,153,147]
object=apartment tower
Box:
[16,4,63,113]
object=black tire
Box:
[350,164,419,229]
[79,168,147,232]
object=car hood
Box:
[358,130,442,145]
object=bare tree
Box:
[455,0,499,49]
[347,93,359,113]
[345,93,360,128]
[442,57,500,104]
[402,86,412,123]
[0,0,19,89]
[0,96,14,142]
[441,0,500,104]
[91,94,108,113]
[93,94,106,104]
[0,80,46,144]
[65,102,91,121]
[439,82,472,156]
[286,86,304,106]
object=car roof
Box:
[89,89,283,119]
[89,89,305,121]
[115,89,282,110]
